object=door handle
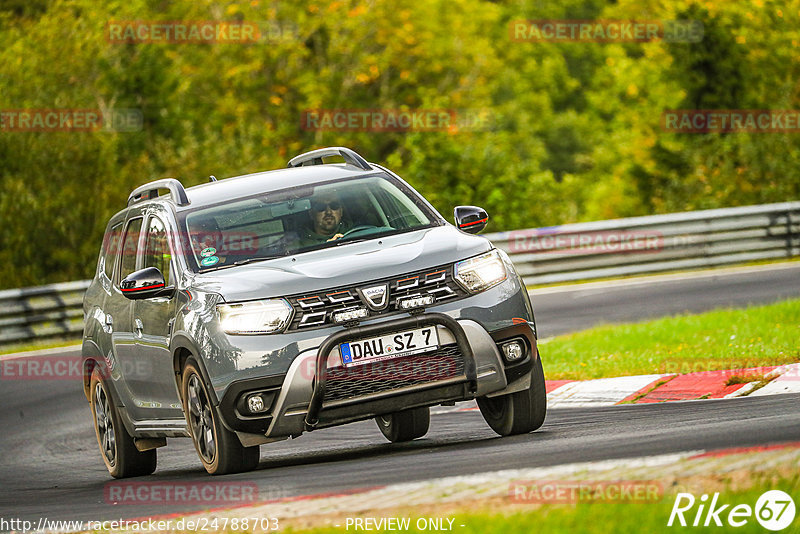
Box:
[134,318,144,338]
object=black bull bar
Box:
[304,313,478,429]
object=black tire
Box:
[477,355,547,436]
[375,406,430,442]
[90,367,157,478]
[181,360,260,475]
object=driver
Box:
[299,192,350,246]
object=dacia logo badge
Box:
[358,284,389,311]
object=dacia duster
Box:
[82,147,546,477]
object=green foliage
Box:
[0,0,798,288]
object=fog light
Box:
[501,340,525,362]
[247,394,266,413]
[397,294,436,310]
[332,306,369,324]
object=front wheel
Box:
[90,367,157,478]
[477,355,547,436]
[181,360,260,475]
[375,406,430,442]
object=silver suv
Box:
[82,147,546,477]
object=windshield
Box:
[183,174,438,271]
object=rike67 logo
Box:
[668,490,796,531]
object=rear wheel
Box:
[181,360,260,475]
[90,367,157,478]
[477,355,547,436]
[375,406,430,442]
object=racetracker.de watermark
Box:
[509,19,703,43]
[0,356,150,381]
[102,230,260,257]
[0,109,142,132]
[661,361,800,380]
[508,230,664,254]
[106,20,297,44]
[662,110,800,133]
[509,480,664,503]
[104,481,259,505]
[0,517,280,533]
[300,109,493,132]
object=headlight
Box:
[217,299,294,334]
[454,249,508,293]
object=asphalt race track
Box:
[1,264,798,523]
[532,263,800,337]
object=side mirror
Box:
[454,206,489,234]
[120,267,174,300]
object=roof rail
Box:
[127,178,190,207]
[287,147,372,171]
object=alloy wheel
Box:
[187,374,216,463]
[94,382,116,465]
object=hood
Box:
[192,225,491,302]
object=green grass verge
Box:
[0,337,80,356]
[452,487,799,534]
[285,473,799,534]
[540,298,800,380]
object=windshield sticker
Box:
[200,247,216,258]
[200,255,219,267]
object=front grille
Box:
[323,344,465,403]
[286,263,468,331]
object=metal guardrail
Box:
[486,201,800,285]
[0,280,89,346]
[1,202,798,347]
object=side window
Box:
[119,218,143,282]
[101,223,123,280]
[144,216,172,286]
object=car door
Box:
[131,213,183,418]
[107,215,143,415]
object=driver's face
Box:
[312,195,343,235]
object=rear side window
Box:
[101,223,122,279]
[143,216,173,285]
[119,218,143,281]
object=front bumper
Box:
[219,314,535,439]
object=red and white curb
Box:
[547,373,667,407]
[743,363,800,396]
[432,363,800,414]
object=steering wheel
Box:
[340,225,378,238]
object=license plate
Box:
[339,327,439,367]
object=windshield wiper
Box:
[335,228,402,245]
[233,255,286,266]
